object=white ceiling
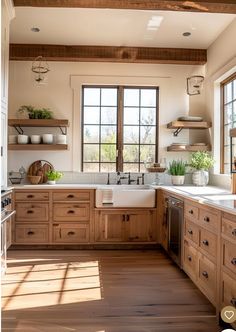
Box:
[10,8,236,49]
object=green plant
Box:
[17,105,53,119]
[46,170,63,181]
[168,160,186,176]
[190,151,214,170]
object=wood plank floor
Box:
[1,249,221,332]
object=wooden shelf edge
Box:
[8,119,69,127]
[167,120,212,130]
[167,145,211,152]
[8,144,68,150]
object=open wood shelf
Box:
[167,120,212,130]
[8,144,68,151]
[167,145,211,152]
[8,119,69,127]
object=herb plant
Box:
[17,105,53,119]
[168,160,186,176]
[46,170,63,181]
[190,151,214,170]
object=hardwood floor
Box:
[2,250,220,332]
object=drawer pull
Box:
[67,210,75,214]
[27,194,34,198]
[27,231,34,235]
[27,210,34,214]
[189,210,193,214]
[232,229,236,236]
[68,231,75,236]
[204,216,210,222]
[187,255,192,261]
[202,240,209,246]
[231,258,236,265]
[188,229,193,235]
[122,215,126,222]
[231,298,236,307]
[67,194,74,198]
[202,271,208,278]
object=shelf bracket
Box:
[59,126,67,135]
[14,125,24,135]
[173,127,182,136]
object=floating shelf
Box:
[8,119,69,135]
[8,144,68,151]
[167,145,211,152]
[167,120,212,136]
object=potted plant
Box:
[46,170,63,185]
[189,151,214,186]
[17,105,53,119]
[168,160,186,185]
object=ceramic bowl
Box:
[56,134,67,144]
[30,135,41,144]
[42,134,53,144]
[17,135,28,144]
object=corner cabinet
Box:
[8,119,69,150]
[94,209,157,243]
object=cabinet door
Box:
[1,111,7,188]
[126,210,156,242]
[158,192,168,250]
[95,210,125,242]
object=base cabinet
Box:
[95,209,156,243]
[53,223,89,243]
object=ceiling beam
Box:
[9,44,207,65]
[13,0,236,14]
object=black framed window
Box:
[82,86,159,172]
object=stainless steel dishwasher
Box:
[167,196,184,268]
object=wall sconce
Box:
[31,56,50,84]
[187,75,204,95]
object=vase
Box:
[47,180,56,185]
[171,175,185,186]
[192,170,209,186]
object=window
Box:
[221,73,236,174]
[82,86,159,172]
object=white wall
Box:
[8,61,204,175]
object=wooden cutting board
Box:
[27,160,54,183]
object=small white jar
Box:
[30,135,41,144]
[9,135,17,144]
[42,134,53,144]
[56,134,67,144]
[17,135,28,144]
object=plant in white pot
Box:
[46,170,63,185]
[190,151,214,186]
[168,160,186,186]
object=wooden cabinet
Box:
[183,239,198,281]
[157,190,168,251]
[53,223,89,243]
[95,209,156,243]
[15,224,49,244]
[15,202,49,222]
[198,253,217,304]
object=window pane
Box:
[224,103,233,124]
[101,163,116,172]
[84,125,99,143]
[124,107,139,125]
[123,163,139,172]
[83,163,99,172]
[83,144,99,162]
[123,126,139,144]
[124,89,139,106]
[101,144,116,162]
[224,125,231,146]
[101,126,116,143]
[141,89,156,107]
[224,163,230,174]
[234,80,236,99]
[224,146,230,164]
[141,108,156,125]
[84,88,100,105]
[101,88,117,106]
[101,107,117,124]
[123,145,139,162]
[140,145,156,164]
[140,126,155,144]
[84,107,100,124]
[225,82,233,103]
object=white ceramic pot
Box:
[17,135,28,144]
[30,135,41,144]
[42,134,53,144]
[192,170,209,186]
[56,134,67,144]
[9,135,17,144]
[47,180,56,185]
[171,175,185,186]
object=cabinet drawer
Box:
[199,228,217,259]
[53,223,89,243]
[183,240,198,280]
[222,240,236,275]
[53,203,90,221]
[15,224,49,244]
[221,272,236,308]
[185,202,199,222]
[199,208,220,233]
[53,191,91,202]
[222,217,236,241]
[198,254,216,304]
[185,220,199,245]
[15,203,49,222]
[15,191,49,201]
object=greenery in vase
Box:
[189,151,214,170]
[17,105,53,119]
[168,160,186,176]
[46,170,63,181]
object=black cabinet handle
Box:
[231,258,236,265]
[127,215,130,222]
[67,210,75,214]
[202,271,208,278]
[187,255,192,261]
[122,215,126,222]
[232,229,236,236]
[67,194,74,198]
[231,298,236,307]
[202,240,209,246]
[27,210,34,214]
[27,231,34,235]
[27,195,34,198]
[188,229,193,235]
[189,210,193,214]
[68,231,75,236]
[204,216,210,222]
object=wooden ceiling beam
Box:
[13,0,236,14]
[9,44,207,65]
